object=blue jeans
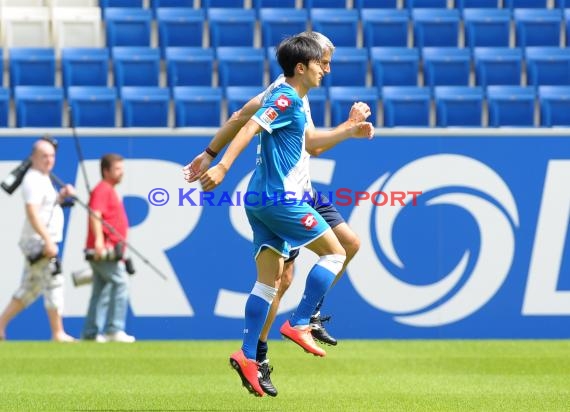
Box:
[82,260,129,338]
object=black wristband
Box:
[205,147,218,158]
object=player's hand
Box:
[183,152,213,183]
[348,102,372,123]
[351,122,375,140]
[43,240,58,258]
[200,163,228,191]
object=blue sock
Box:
[240,282,276,359]
[313,296,325,316]
[241,292,272,360]
[241,295,270,359]
[290,263,336,327]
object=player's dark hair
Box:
[276,35,323,78]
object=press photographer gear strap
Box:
[50,172,167,281]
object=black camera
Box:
[124,257,136,276]
[85,243,124,261]
[28,252,62,276]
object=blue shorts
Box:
[286,190,345,262]
[246,200,330,260]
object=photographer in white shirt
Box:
[0,138,75,342]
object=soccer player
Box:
[183,32,373,396]
[197,35,373,397]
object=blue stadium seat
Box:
[405,0,448,8]
[456,0,500,8]
[173,86,223,127]
[556,0,566,8]
[310,9,359,47]
[0,88,9,127]
[253,0,296,10]
[435,86,484,127]
[539,86,570,126]
[412,9,461,48]
[121,87,170,127]
[105,8,152,47]
[266,47,281,81]
[355,0,398,9]
[474,47,523,87]
[259,8,308,48]
[323,47,368,87]
[15,86,63,127]
[526,47,570,87]
[361,9,409,48]
[567,9,570,45]
[226,86,265,116]
[329,86,378,127]
[112,47,160,87]
[422,48,471,87]
[151,0,193,12]
[370,47,419,88]
[9,48,55,89]
[514,9,562,48]
[208,8,255,47]
[61,48,109,90]
[202,0,245,7]
[101,0,143,7]
[307,87,327,128]
[304,0,346,8]
[217,47,265,89]
[68,86,117,127]
[157,8,205,56]
[463,9,511,48]
[166,47,214,87]
[382,86,431,127]
[505,0,548,8]
[487,86,536,127]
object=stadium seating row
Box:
[2,85,570,128]
[8,0,567,11]
[4,6,570,49]
[3,46,569,91]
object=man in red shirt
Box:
[82,153,134,343]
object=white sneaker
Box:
[95,334,107,343]
[105,331,135,343]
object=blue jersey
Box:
[249,83,311,202]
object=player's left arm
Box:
[199,119,262,191]
[305,101,375,156]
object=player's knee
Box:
[342,233,361,261]
[317,254,346,276]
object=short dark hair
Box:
[276,35,323,78]
[100,153,123,177]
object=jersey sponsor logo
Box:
[275,95,291,112]
[301,213,318,230]
[259,107,278,125]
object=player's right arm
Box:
[199,119,262,191]
[183,96,262,183]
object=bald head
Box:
[31,139,56,174]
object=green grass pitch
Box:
[1,340,569,411]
